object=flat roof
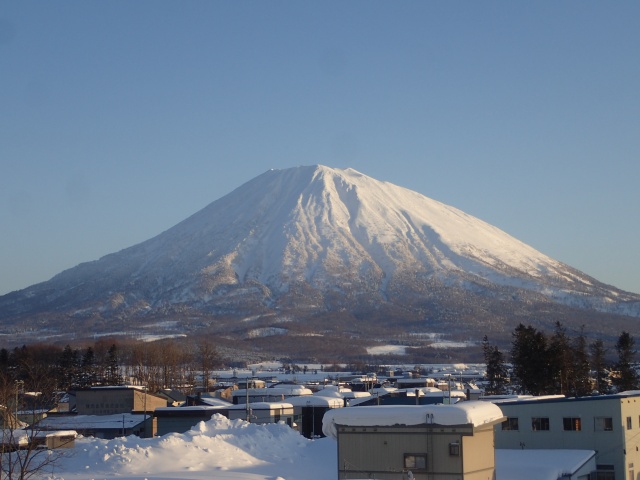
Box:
[493,392,640,406]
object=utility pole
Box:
[143,386,147,438]
[14,380,24,429]
[245,378,250,422]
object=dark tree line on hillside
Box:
[0,341,125,408]
[483,322,638,396]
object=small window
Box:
[404,454,427,470]
[532,417,550,431]
[595,417,613,432]
[502,417,519,431]
[563,417,582,431]
[449,442,460,456]
[627,417,633,430]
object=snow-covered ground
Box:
[53,415,336,480]
[48,412,593,480]
[43,365,588,479]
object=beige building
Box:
[323,402,505,480]
[75,386,167,416]
[493,392,640,480]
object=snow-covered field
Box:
[52,415,336,480]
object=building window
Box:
[595,464,616,480]
[595,417,613,432]
[449,442,460,456]
[563,417,582,431]
[627,417,633,430]
[502,417,519,431]
[532,417,550,431]
[404,454,427,470]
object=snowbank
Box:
[54,414,336,480]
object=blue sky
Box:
[1,1,639,295]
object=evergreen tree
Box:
[613,331,638,392]
[105,344,122,386]
[590,338,610,394]
[58,345,80,390]
[79,347,97,388]
[510,324,550,395]
[482,335,508,395]
[570,327,592,397]
[547,322,573,395]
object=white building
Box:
[493,392,640,480]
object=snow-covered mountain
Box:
[1,165,638,349]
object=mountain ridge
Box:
[1,165,638,354]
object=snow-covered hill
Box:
[1,165,638,346]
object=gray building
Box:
[154,406,225,436]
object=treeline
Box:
[483,321,638,397]
[0,337,223,402]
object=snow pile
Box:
[322,402,504,440]
[54,414,336,480]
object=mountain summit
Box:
[1,165,638,355]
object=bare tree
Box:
[0,373,73,479]
[197,339,221,391]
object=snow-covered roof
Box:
[77,385,146,391]
[1,429,29,445]
[155,406,226,413]
[495,449,596,480]
[322,402,504,439]
[396,377,436,384]
[488,394,566,404]
[197,396,233,407]
[343,391,371,399]
[37,430,78,439]
[232,387,313,397]
[37,413,147,430]
[447,390,469,399]
[227,402,293,411]
[286,396,344,408]
[370,387,398,395]
[313,386,348,398]
[617,390,640,397]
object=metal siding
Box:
[337,425,479,480]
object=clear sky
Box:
[1,1,639,296]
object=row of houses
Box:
[32,384,345,439]
[13,377,640,479]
